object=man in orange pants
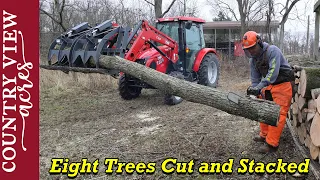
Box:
[242,31,294,153]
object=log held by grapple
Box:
[40,55,281,126]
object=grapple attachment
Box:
[48,20,132,71]
[48,22,91,65]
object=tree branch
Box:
[40,0,67,31]
[59,0,66,31]
[161,0,177,17]
[280,0,300,25]
[217,0,239,21]
[143,0,155,6]
[40,9,60,26]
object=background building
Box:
[203,21,280,57]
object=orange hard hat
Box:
[242,31,259,49]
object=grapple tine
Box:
[48,22,91,66]
[47,19,130,71]
[67,20,119,67]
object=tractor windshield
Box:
[156,22,179,42]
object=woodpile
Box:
[289,66,320,163]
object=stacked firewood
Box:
[288,66,320,163]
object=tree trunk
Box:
[279,23,285,51]
[154,0,163,18]
[41,56,281,126]
[240,18,246,37]
[300,68,320,99]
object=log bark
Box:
[297,126,305,144]
[307,120,312,134]
[298,109,307,123]
[311,88,320,99]
[39,65,119,77]
[293,65,303,72]
[287,107,292,120]
[40,56,281,126]
[301,123,307,139]
[310,113,320,146]
[300,68,320,99]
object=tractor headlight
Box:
[56,39,62,44]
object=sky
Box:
[161,0,317,35]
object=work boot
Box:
[253,136,266,142]
[257,144,278,154]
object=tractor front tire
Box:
[198,53,220,88]
[119,74,142,100]
[164,72,184,105]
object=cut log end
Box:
[310,113,320,147]
[310,142,320,160]
[311,88,320,99]
[300,68,320,98]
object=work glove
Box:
[246,86,261,96]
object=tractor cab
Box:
[156,17,206,73]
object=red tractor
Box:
[48,16,220,105]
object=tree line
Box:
[40,0,313,56]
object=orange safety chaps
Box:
[259,82,292,147]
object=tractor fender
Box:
[193,48,219,72]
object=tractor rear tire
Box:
[119,74,142,100]
[164,72,184,105]
[198,53,220,88]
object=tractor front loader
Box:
[46,16,220,105]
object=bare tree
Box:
[144,0,177,18]
[40,0,68,32]
[277,0,300,51]
[208,0,268,36]
[265,0,274,43]
[166,0,199,17]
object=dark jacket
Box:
[250,42,292,89]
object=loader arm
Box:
[125,20,179,64]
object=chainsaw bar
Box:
[227,92,242,104]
